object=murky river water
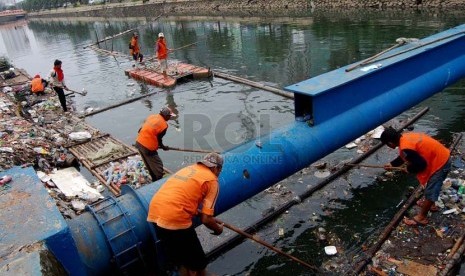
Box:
[2,9,465,275]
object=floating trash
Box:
[443,208,458,215]
[315,170,330,178]
[371,125,385,139]
[345,142,357,149]
[324,245,337,255]
[68,131,92,141]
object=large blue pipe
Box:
[66,25,465,274]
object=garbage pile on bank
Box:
[1,68,156,217]
[1,83,84,172]
[0,81,103,215]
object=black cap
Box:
[380,127,401,144]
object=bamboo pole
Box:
[84,29,135,49]
[146,41,199,62]
[346,32,465,73]
[170,41,199,52]
[89,45,127,57]
[167,146,219,154]
[213,71,294,99]
[65,88,87,96]
[345,41,406,72]
[447,234,465,259]
[439,233,465,276]
[216,219,320,272]
[80,90,159,118]
[162,166,174,175]
[345,163,405,171]
[83,14,163,49]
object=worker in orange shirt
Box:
[135,106,175,181]
[148,152,224,276]
[30,74,48,95]
[381,127,450,226]
[155,32,171,76]
[130,32,144,66]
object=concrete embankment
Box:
[27,0,465,19]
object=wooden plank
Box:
[394,260,438,276]
[91,152,139,169]
[65,133,110,148]
[68,147,86,161]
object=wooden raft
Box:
[67,132,172,196]
[67,135,139,195]
[125,62,212,88]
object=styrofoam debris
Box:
[315,170,330,178]
[69,131,91,141]
[36,171,51,182]
[71,200,86,211]
[0,147,14,153]
[345,142,357,149]
[443,208,458,215]
[324,246,337,255]
[371,125,385,139]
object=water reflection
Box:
[0,21,30,56]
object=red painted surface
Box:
[125,62,211,88]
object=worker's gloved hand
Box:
[161,145,170,151]
[211,225,223,236]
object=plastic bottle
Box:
[458,185,465,195]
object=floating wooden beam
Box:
[81,91,160,118]
[213,71,294,99]
[88,45,128,58]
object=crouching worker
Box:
[380,127,450,226]
[31,74,48,95]
[147,152,224,276]
[135,106,175,181]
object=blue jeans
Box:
[424,159,451,201]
